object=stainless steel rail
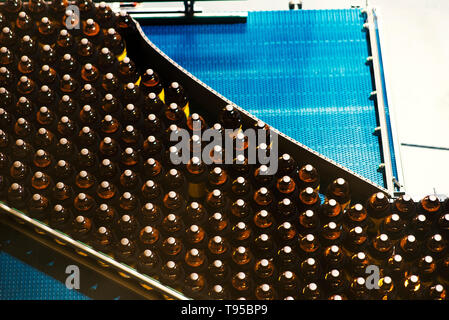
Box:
[364,7,404,196]
[0,201,191,301]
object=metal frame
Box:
[364,7,405,196]
[0,216,165,300]
[0,202,190,301]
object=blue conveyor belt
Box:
[0,251,88,300]
[142,9,385,187]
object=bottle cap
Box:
[308,283,317,291]
[34,171,43,179]
[190,202,199,209]
[190,273,199,281]
[100,181,109,188]
[260,234,269,241]
[261,284,270,292]
[168,191,176,199]
[330,245,339,253]
[331,269,340,277]
[353,226,363,235]
[80,148,89,155]
[260,259,269,267]
[391,214,400,221]
[306,234,314,242]
[32,194,41,201]
[237,272,246,280]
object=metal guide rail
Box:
[0,201,190,300]
[0,213,164,300]
[362,7,404,197]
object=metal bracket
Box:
[364,7,405,197]
[183,0,195,16]
[110,1,248,24]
